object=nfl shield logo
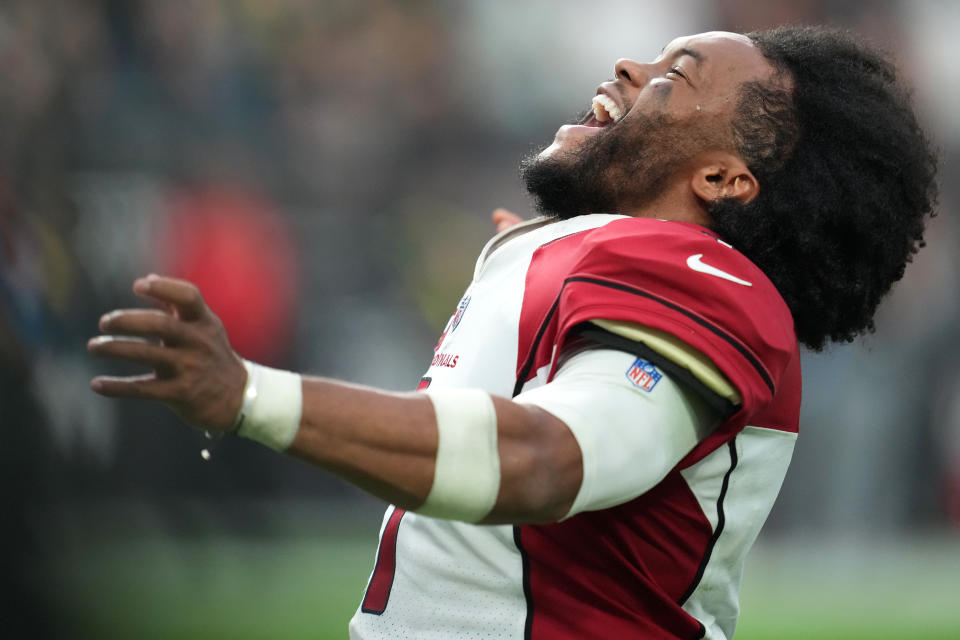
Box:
[451,295,471,331]
[625,356,663,392]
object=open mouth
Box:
[579,94,625,128]
[540,91,628,158]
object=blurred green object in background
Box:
[47,507,960,640]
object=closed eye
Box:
[667,66,687,80]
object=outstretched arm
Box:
[89,275,582,524]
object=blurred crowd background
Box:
[2,0,959,637]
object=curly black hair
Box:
[706,25,938,351]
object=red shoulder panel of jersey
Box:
[515,217,800,450]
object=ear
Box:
[690,153,759,204]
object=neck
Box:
[621,179,710,227]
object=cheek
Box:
[644,80,674,104]
[626,82,675,119]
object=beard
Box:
[520,111,701,220]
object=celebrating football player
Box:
[89,26,937,639]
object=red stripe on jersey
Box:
[748,346,801,434]
[518,471,713,639]
[361,507,407,614]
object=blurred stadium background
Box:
[2,0,959,638]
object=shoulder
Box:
[573,218,769,289]
[565,218,789,326]
[547,217,797,410]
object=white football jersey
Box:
[350,215,801,639]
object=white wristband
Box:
[418,389,500,522]
[234,360,303,451]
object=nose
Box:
[614,58,647,87]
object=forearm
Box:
[288,378,437,511]
[283,376,582,524]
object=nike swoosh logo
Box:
[686,254,753,287]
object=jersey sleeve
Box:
[578,319,742,419]
[524,218,797,444]
[515,347,718,517]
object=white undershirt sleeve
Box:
[514,347,719,519]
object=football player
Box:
[89,26,937,639]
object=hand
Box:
[87,274,247,432]
[492,208,523,233]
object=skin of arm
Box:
[88,271,582,525]
[293,378,581,524]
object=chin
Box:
[537,139,571,161]
[540,123,604,160]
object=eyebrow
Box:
[660,45,705,67]
[677,47,705,66]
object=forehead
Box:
[662,31,774,84]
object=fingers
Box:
[492,208,523,232]
[133,274,208,321]
[89,275,242,428]
[90,373,176,399]
[99,309,191,344]
[87,335,177,371]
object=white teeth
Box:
[591,94,623,123]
